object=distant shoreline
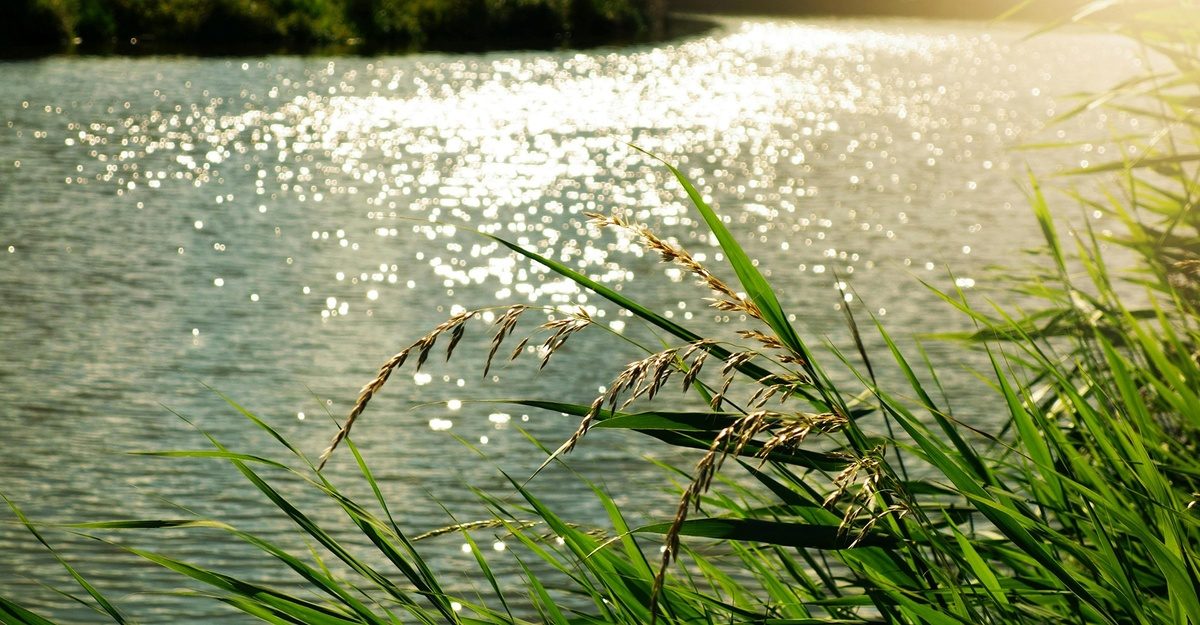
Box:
[0,0,664,59]
[0,15,717,59]
[669,0,1080,21]
[1,0,1081,60]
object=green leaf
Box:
[0,595,61,625]
[634,147,810,364]
[1,493,128,624]
[636,518,894,549]
[514,400,846,470]
[1064,152,1200,175]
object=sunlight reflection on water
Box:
[0,16,1138,623]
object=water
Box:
[0,16,1139,622]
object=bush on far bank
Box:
[1,0,654,54]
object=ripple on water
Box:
[0,17,1141,623]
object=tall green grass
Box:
[4,1,1200,623]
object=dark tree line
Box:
[1,0,656,54]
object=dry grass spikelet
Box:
[587,211,762,320]
[646,409,854,619]
[649,411,768,620]
[318,310,474,470]
[721,350,758,376]
[508,336,530,361]
[631,349,683,403]
[822,446,900,545]
[557,341,711,458]
[559,350,672,457]
[606,351,661,411]
[1169,259,1200,294]
[563,396,608,455]
[736,329,809,371]
[537,307,593,369]
[679,349,709,392]
[322,304,598,471]
[747,382,780,409]
[412,519,530,541]
[1174,259,1200,275]
[484,305,528,377]
[737,329,785,351]
[824,450,884,508]
[759,411,848,456]
[848,503,909,548]
[709,374,735,410]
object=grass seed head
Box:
[591,210,763,321]
[484,305,528,376]
[319,309,476,470]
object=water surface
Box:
[0,16,1138,622]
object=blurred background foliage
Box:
[0,0,654,53]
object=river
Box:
[0,16,1137,623]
